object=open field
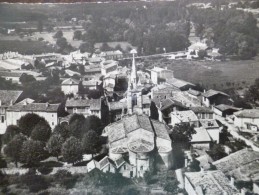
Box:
[146,57,259,90]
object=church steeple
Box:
[130,49,137,89]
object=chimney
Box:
[46,102,49,108]
[0,100,1,106]
[10,100,13,106]
[200,166,204,173]
[230,177,235,187]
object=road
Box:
[215,115,259,152]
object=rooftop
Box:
[8,102,60,112]
[66,98,101,110]
[166,78,195,89]
[188,89,201,96]
[191,127,211,143]
[190,106,213,114]
[61,78,80,85]
[0,90,23,106]
[200,119,219,129]
[185,171,238,195]
[171,110,198,123]
[234,109,259,118]
[108,101,127,111]
[213,148,259,173]
[202,89,229,98]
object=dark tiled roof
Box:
[234,109,259,118]
[108,101,127,111]
[124,114,153,134]
[190,106,213,113]
[0,90,23,106]
[8,102,59,112]
[215,104,240,112]
[202,89,229,98]
[167,78,195,89]
[160,98,186,111]
[0,71,23,77]
[66,98,101,110]
[128,139,154,153]
[200,119,219,129]
[188,89,201,96]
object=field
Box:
[147,57,259,90]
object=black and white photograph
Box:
[0,0,259,194]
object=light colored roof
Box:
[62,78,80,85]
[84,67,101,73]
[0,90,23,106]
[188,42,208,51]
[167,78,195,89]
[66,98,101,110]
[160,97,186,111]
[215,104,240,112]
[151,119,170,141]
[202,89,229,98]
[8,102,59,112]
[213,148,259,173]
[171,110,198,123]
[191,127,211,143]
[200,119,219,129]
[185,171,238,195]
[190,106,213,114]
[128,139,154,153]
[234,109,259,118]
[0,71,23,77]
[188,89,201,96]
[108,101,127,111]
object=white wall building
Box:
[233,109,259,131]
[61,78,80,95]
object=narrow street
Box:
[215,115,259,152]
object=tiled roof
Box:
[188,89,201,96]
[8,102,59,112]
[0,71,23,77]
[213,148,259,173]
[114,156,126,168]
[128,139,154,153]
[61,78,80,85]
[108,101,127,111]
[160,98,186,111]
[202,89,229,98]
[84,67,101,73]
[82,79,102,86]
[191,127,211,142]
[200,119,219,129]
[0,90,23,106]
[66,98,101,110]
[171,110,198,123]
[215,104,240,112]
[166,78,195,89]
[124,114,153,134]
[190,106,213,113]
[185,171,238,195]
[234,109,259,118]
[98,156,110,170]
[151,119,170,141]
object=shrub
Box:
[38,166,53,175]
[20,174,50,193]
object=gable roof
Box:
[200,119,219,129]
[191,127,211,143]
[190,106,213,114]
[214,104,240,112]
[171,110,198,123]
[108,101,127,111]
[0,90,23,106]
[8,102,59,112]
[188,89,201,96]
[160,98,186,111]
[62,78,80,85]
[66,98,101,110]
[166,78,195,89]
[151,119,170,141]
[234,109,259,118]
[185,171,238,195]
[202,89,229,98]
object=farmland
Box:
[145,57,259,91]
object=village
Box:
[1,0,259,195]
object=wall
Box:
[185,176,198,195]
[61,85,79,95]
[207,128,220,143]
[192,142,210,150]
[151,71,158,85]
[234,116,259,130]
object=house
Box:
[82,79,102,90]
[213,148,259,181]
[103,114,172,177]
[213,104,240,117]
[100,50,123,60]
[107,101,127,122]
[190,106,214,120]
[155,97,187,124]
[151,83,179,99]
[185,170,239,195]
[6,102,60,129]
[114,156,136,178]
[149,66,174,85]
[233,109,259,131]
[166,78,195,91]
[84,67,102,76]
[171,91,201,108]
[61,78,80,95]
[65,98,102,119]
[199,119,220,143]
[202,89,231,107]
[0,90,24,134]
[170,110,199,127]
[191,127,212,149]
[0,71,43,84]
[94,42,136,52]
[101,60,118,76]
[186,89,201,99]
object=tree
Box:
[61,136,83,165]
[170,123,196,144]
[100,42,111,51]
[2,125,21,145]
[53,123,70,140]
[79,42,94,53]
[73,30,82,40]
[56,37,68,50]
[47,134,64,160]
[150,101,159,120]
[208,144,227,161]
[81,130,101,155]
[53,30,63,39]
[20,140,46,166]
[198,50,207,59]
[30,120,51,142]
[115,44,122,51]
[19,74,36,85]
[189,159,201,172]
[4,134,27,167]
[18,113,44,136]
[84,115,103,135]
[69,113,85,124]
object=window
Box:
[52,114,54,117]
[73,108,77,113]
[124,165,126,170]
[1,116,4,123]
[140,166,143,170]
[209,114,213,119]
[52,122,54,126]
[202,113,205,119]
